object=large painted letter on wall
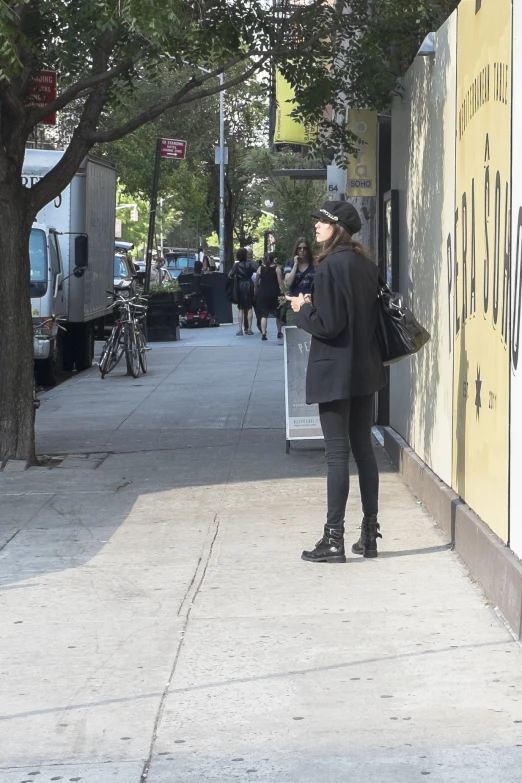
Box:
[510,3,522,557]
[453,0,512,542]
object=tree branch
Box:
[26,0,336,129]
[89,4,344,146]
[26,44,143,127]
[27,29,119,215]
[0,80,26,120]
[89,52,258,143]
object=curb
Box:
[379,426,522,640]
[38,365,98,403]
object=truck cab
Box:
[24,150,116,386]
[31,223,66,385]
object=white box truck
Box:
[23,149,117,385]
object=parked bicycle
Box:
[99,293,149,379]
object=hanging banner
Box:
[510,2,522,557]
[453,0,512,542]
[346,109,378,197]
[274,70,317,145]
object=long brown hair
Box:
[263,252,276,267]
[315,224,371,264]
[292,236,314,266]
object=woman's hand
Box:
[286,293,307,312]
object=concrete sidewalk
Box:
[1,325,522,782]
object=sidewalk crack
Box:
[139,511,221,782]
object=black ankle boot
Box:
[351,515,382,558]
[302,525,346,563]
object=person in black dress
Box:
[229,247,257,336]
[255,253,284,340]
[287,202,387,564]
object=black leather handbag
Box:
[225,268,239,304]
[376,277,430,365]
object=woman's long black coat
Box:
[296,244,387,404]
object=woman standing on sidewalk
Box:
[255,253,284,340]
[282,237,315,326]
[229,247,257,336]
[287,202,387,564]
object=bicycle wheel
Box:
[136,327,148,374]
[124,324,141,378]
[99,327,123,378]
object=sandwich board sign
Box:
[283,326,323,451]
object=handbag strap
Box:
[377,274,390,296]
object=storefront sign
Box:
[284,327,323,442]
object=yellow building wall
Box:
[453,0,512,541]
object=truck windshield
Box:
[30,229,47,283]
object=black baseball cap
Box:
[311,201,362,235]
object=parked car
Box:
[164,252,197,279]
[114,253,137,297]
[134,262,175,287]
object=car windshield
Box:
[30,229,47,282]
[176,256,194,268]
[114,255,128,278]
[165,255,194,269]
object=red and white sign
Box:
[160,138,187,160]
[27,70,57,125]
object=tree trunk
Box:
[0,176,37,465]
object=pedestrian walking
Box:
[287,202,387,564]
[282,237,315,325]
[149,256,165,287]
[229,247,257,336]
[193,246,205,293]
[254,253,284,340]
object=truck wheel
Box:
[35,340,57,387]
[62,327,75,372]
[74,323,95,371]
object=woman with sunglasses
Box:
[282,237,315,327]
[287,202,387,564]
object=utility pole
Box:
[145,138,162,294]
[219,72,225,271]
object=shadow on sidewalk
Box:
[0,636,511,723]
[0,434,397,589]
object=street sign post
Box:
[144,138,187,293]
[27,70,57,125]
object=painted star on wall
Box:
[475,366,482,419]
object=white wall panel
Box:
[389,13,457,487]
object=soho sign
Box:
[349,179,373,189]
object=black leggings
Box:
[318,395,378,529]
